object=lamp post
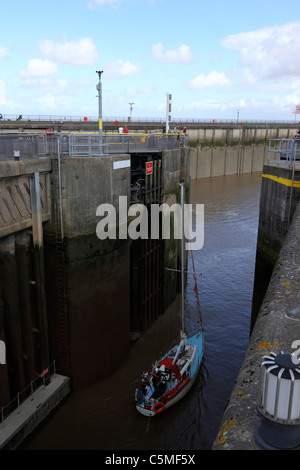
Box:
[96,70,103,155]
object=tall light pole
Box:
[96,70,103,155]
[129,102,134,122]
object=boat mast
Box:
[180,180,185,333]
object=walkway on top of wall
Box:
[0,132,187,160]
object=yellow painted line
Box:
[262,173,300,188]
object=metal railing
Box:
[1,113,299,125]
[0,134,40,159]
[268,138,300,166]
[67,133,184,156]
[0,132,188,159]
[1,361,56,423]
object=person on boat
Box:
[153,368,161,386]
[152,368,167,398]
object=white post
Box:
[129,102,134,122]
[166,93,172,133]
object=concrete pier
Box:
[0,373,70,450]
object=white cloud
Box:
[39,38,99,66]
[18,59,58,78]
[152,43,195,64]
[221,21,300,80]
[279,93,300,107]
[20,77,68,92]
[0,46,9,59]
[175,97,279,119]
[37,92,70,111]
[18,59,69,93]
[291,80,300,89]
[87,0,121,9]
[176,99,230,114]
[186,70,232,89]
[240,67,257,84]
[104,60,144,79]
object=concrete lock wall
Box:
[0,148,190,449]
[251,163,300,326]
[256,164,300,264]
[0,159,52,410]
[44,149,190,390]
[213,163,300,450]
[0,147,190,396]
[188,126,298,179]
[189,144,268,179]
[44,154,132,390]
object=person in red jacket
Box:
[123,125,128,133]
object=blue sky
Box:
[1,0,300,121]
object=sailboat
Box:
[135,180,204,417]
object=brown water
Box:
[22,172,262,451]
